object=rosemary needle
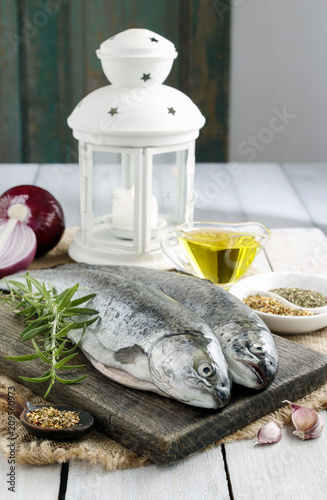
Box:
[0,273,99,398]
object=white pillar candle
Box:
[112,188,158,228]
[112,188,134,228]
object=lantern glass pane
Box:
[152,149,188,228]
[92,151,123,218]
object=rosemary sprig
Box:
[0,273,99,398]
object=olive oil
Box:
[177,229,262,287]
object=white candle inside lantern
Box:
[112,187,158,228]
[112,188,134,228]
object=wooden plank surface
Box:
[19,0,71,163]
[284,164,327,234]
[0,452,61,499]
[34,163,81,227]
[1,164,326,234]
[225,411,327,500]
[67,446,230,500]
[1,164,327,497]
[0,0,22,162]
[264,227,327,275]
[0,164,39,193]
[0,1,230,163]
[230,164,312,229]
[194,163,246,222]
[0,306,326,465]
[193,164,327,232]
[180,0,231,162]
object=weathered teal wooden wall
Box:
[0,0,230,163]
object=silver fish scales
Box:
[0,269,231,409]
[61,264,279,389]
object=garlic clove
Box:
[293,413,325,440]
[283,400,325,440]
[254,422,282,446]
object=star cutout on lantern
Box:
[161,190,173,207]
[141,73,151,82]
[98,168,113,184]
[167,107,176,115]
[108,190,121,205]
[108,107,118,116]
[150,37,158,43]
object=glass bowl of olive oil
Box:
[160,221,271,289]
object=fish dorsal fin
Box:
[114,344,145,364]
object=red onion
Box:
[0,185,65,258]
[0,217,37,278]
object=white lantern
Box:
[67,28,205,268]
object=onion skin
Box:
[0,221,37,279]
[0,185,65,257]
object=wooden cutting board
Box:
[1,307,326,465]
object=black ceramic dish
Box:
[19,401,94,440]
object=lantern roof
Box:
[67,29,205,147]
[97,28,178,60]
[67,84,205,147]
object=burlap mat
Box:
[0,228,326,470]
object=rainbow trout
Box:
[60,264,278,389]
[1,269,231,409]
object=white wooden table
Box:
[0,164,327,500]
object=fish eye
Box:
[197,363,215,378]
[249,343,264,354]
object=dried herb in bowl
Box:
[243,294,314,316]
[26,406,80,429]
[270,287,327,308]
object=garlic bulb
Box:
[283,400,325,440]
[254,422,282,445]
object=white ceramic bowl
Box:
[229,272,327,334]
